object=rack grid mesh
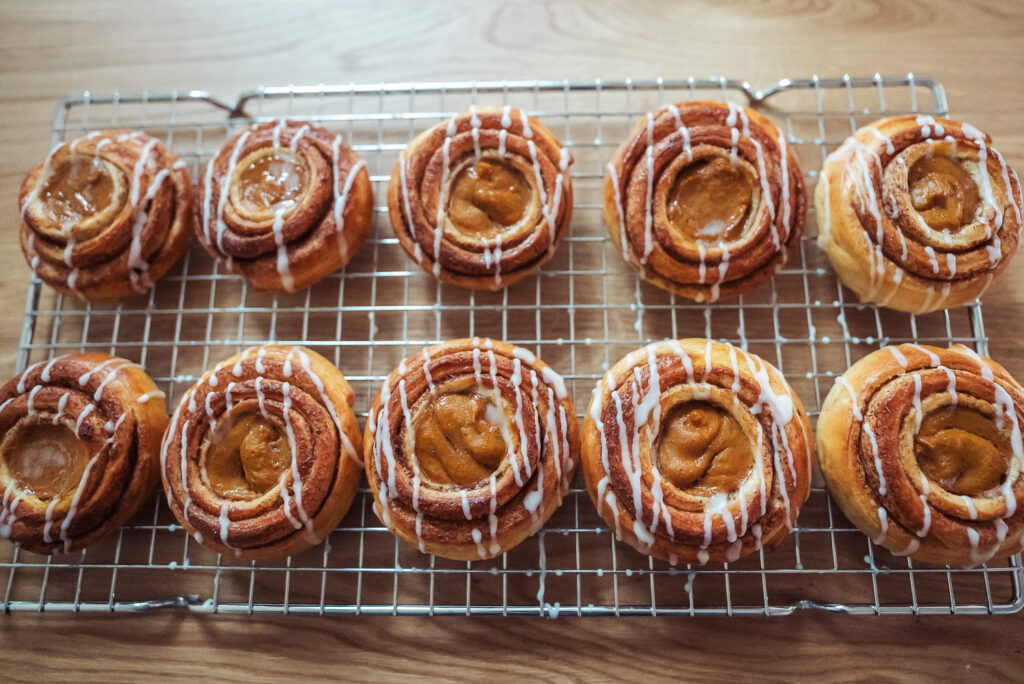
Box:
[3,75,1021,616]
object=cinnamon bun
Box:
[387,107,573,290]
[364,338,578,560]
[581,339,813,565]
[0,354,167,554]
[196,119,374,293]
[19,130,192,300]
[817,344,1024,566]
[604,102,805,301]
[161,345,363,559]
[816,116,1022,313]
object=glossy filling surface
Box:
[655,402,754,496]
[2,422,88,501]
[666,157,755,244]
[908,155,980,231]
[237,151,309,211]
[915,405,1009,495]
[204,409,291,500]
[447,158,531,239]
[41,156,121,230]
[412,390,508,486]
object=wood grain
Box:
[1,0,1023,679]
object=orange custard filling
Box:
[655,402,753,496]
[413,390,507,486]
[204,409,292,499]
[666,157,755,244]
[915,405,1008,495]
[447,158,531,239]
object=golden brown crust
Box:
[603,102,805,301]
[363,338,578,560]
[580,339,813,565]
[815,116,1022,313]
[0,353,166,554]
[160,345,363,560]
[817,344,1024,566]
[195,120,374,293]
[387,107,573,290]
[19,130,192,300]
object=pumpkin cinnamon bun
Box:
[387,107,573,290]
[196,120,374,292]
[19,130,192,300]
[364,338,578,560]
[816,116,1022,313]
[581,339,813,565]
[817,344,1024,566]
[160,345,363,559]
[0,354,166,554]
[604,102,805,301]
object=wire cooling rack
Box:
[3,75,1021,616]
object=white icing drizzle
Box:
[57,412,126,552]
[943,367,957,404]
[873,507,889,546]
[218,502,233,550]
[53,393,69,425]
[16,361,44,394]
[506,354,533,481]
[211,130,252,253]
[76,357,119,387]
[397,151,422,264]
[729,103,778,247]
[962,496,978,521]
[26,386,41,416]
[89,361,137,402]
[911,344,941,368]
[893,538,921,557]
[912,374,924,435]
[432,116,457,276]
[745,351,797,526]
[523,369,545,524]
[487,473,500,555]
[836,377,863,421]
[863,423,886,496]
[469,105,482,158]
[331,132,365,264]
[924,246,940,274]
[865,125,895,155]
[75,404,95,436]
[371,381,395,527]
[288,123,310,154]
[124,141,168,293]
[590,380,622,540]
[606,163,631,262]
[271,206,295,292]
[136,390,166,404]
[961,122,1002,228]
[777,126,791,228]
[917,472,932,538]
[992,147,1022,227]
[421,348,436,392]
[819,167,832,246]
[641,112,656,263]
[478,349,515,489]
[271,119,288,148]
[396,373,425,552]
[711,243,730,302]
[611,387,654,548]
[887,345,909,368]
[523,119,569,259]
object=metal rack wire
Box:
[3,75,1021,616]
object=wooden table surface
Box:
[1,1,1022,680]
